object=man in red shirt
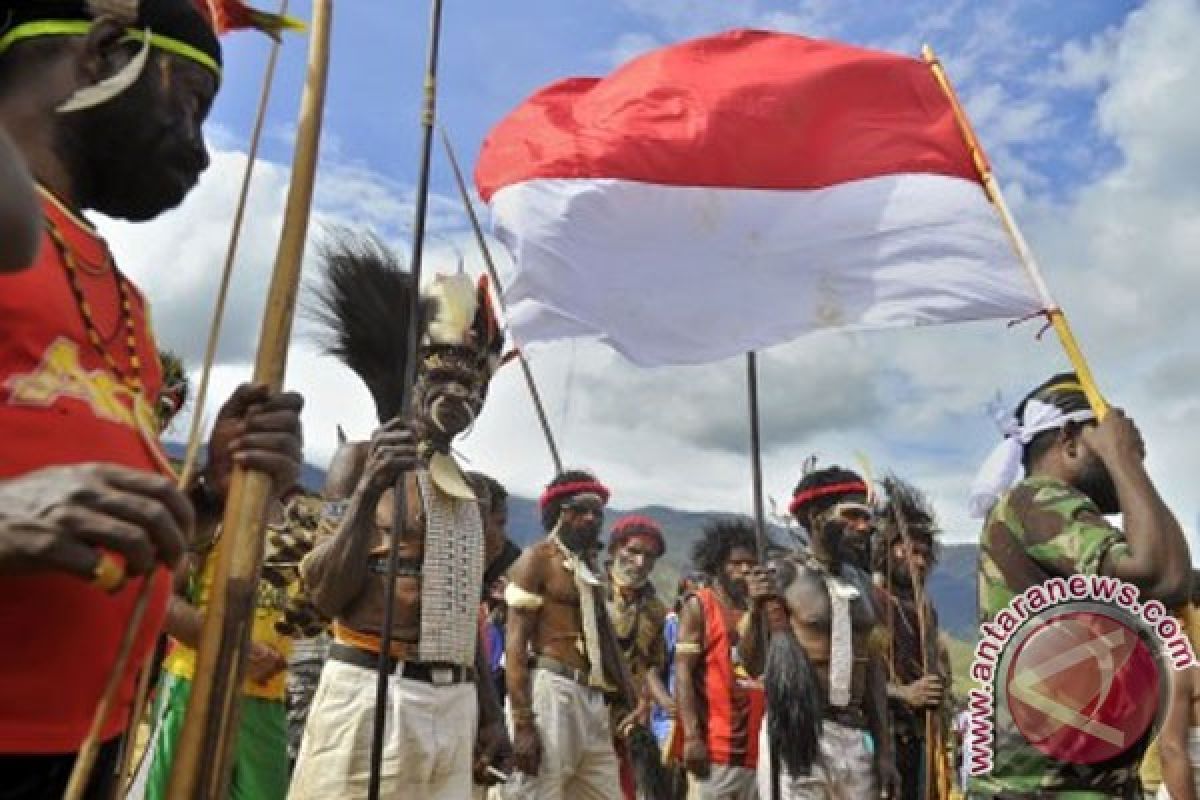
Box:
[674,519,765,800]
[0,2,304,797]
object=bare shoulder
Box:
[508,537,556,591]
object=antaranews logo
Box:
[966,575,1197,776]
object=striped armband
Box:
[505,582,544,610]
[675,641,703,655]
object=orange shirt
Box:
[0,191,171,753]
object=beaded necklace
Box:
[44,218,143,393]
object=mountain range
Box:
[169,445,980,639]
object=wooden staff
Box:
[368,0,445,796]
[437,126,564,475]
[166,2,332,795]
[922,44,1108,420]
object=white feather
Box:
[57,32,150,114]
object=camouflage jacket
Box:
[972,475,1135,798]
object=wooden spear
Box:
[166,2,332,795]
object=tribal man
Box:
[0,3,303,797]
[968,374,1190,797]
[874,476,947,800]
[289,234,512,799]
[605,515,671,800]
[743,466,898,799]
[673,518,765,800]
[502,470,639,800]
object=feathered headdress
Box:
[879,473,942,554]
[308,229,422,425]
[156,348,189,431]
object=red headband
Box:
[539,480,611,511]
[788,481,868,515]
[609,515,665,556]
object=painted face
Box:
[611,536,659,589]
[812,497,874,563]
[721,545,758,604]
[71,51,216,220]
[414,350,485,440]
[557,492,606,553]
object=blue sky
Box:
[113,0,1200,543]
[210,1,1130,214]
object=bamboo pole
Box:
[438,126,564,474]
[368,1,445,796]
[178,0,291,490]
[922,44,1108,420]
[166,3,332,795]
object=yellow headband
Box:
[0,20,221,81]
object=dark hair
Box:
[541,469,601,532]
[691,518,758,578]
[790,466,866,523]
[1015,372,1091,471]
[875,474,941,572]
[467,471,507,509]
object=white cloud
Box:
[121,0,1200,557]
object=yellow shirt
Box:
[162,547,293,700]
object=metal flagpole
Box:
[746,352,769,559]
[368,0,445,796]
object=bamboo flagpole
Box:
[166,2,332,795]
[438,126,564,475]
[368,0,445,796]
[922,44,1108,420]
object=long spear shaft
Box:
[166,3,332,795]
[368,0,444,796]
[745,352,768,560]
[922,44,1107,420]
[438,126,563,475]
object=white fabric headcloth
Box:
[967,398,1095,518]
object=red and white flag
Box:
[476,29,1043,366]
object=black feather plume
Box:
[308,229,420,424]
[765,628,823,778]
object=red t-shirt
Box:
[0,191,172,753]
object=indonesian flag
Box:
[475,30,1044,366]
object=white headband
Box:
[967,398,1095,518]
